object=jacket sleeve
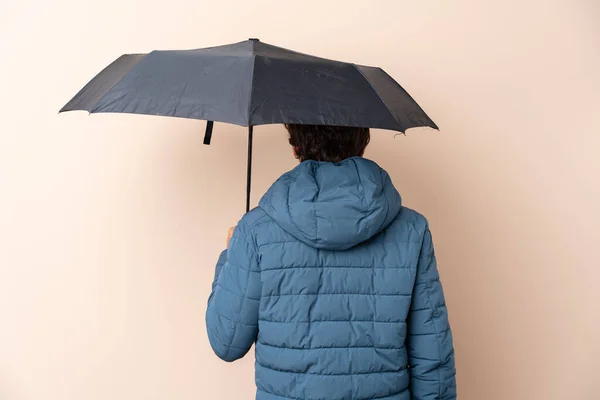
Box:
[206,220,261,362]
[407,226,457,399]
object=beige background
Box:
[1,0,599,399]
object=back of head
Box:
[285,124,370,163]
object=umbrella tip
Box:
[249,38,260,42]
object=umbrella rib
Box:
[89,54,147,114]
[352,64,403,132]
[246,54,258,125]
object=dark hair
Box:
[285,124,370,163]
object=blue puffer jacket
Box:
[206,157,456,400]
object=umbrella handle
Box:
[246,126,253,213]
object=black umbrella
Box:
[60,39,437,212]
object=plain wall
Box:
[1,0,599,399]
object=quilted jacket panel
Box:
[206,157,456,400]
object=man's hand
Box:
[226,227,236,248]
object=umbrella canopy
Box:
[60,39,438,211]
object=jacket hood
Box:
[259,157,402,250]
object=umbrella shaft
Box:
[246,126,253,213]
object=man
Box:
[206,124,456,400]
